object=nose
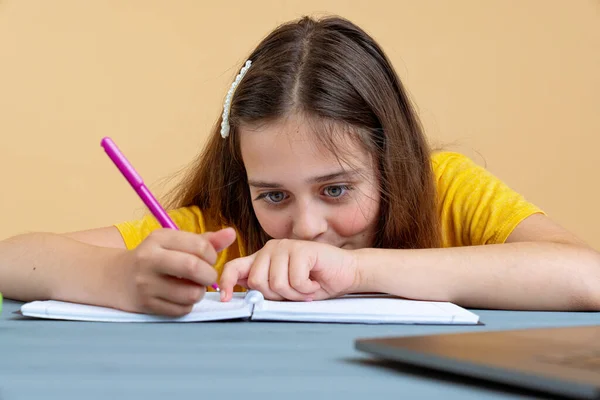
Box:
[291,201,328,241]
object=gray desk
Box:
[1,299,599,400]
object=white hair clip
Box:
[220,60,252,138]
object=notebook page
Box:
[251,295,479,324]
[20,292,252,323]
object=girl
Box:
[1,16,598,316]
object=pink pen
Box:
[100,137,220,292]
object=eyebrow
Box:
[248,169,363,189]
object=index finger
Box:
[219,253,256,302]
[150,229,219,265]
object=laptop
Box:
[355,325,600,399]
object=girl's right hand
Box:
[114,227,236,316]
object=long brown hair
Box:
[165,15,441,253]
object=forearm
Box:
[354,242,600,311]
[0,232,126,307]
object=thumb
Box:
[201,227,237,252]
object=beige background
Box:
[1,1,598,249]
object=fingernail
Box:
[305,296,313,302]
[220,290,226,302]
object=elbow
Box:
[579,247,600,311]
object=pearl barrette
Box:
[220,60,252,138]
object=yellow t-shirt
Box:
[432,152,544,247]
[114,151,543,278]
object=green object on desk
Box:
[0,292,3,315]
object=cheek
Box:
[253,207,290,239]
[332,196,380,237]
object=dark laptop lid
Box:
[355,325,600,399]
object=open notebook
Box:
[19,290,480,324]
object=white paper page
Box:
[20,292,252,323]
[251,295,479,324]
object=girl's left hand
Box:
[219,239,359,302]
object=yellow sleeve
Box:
[433,152,545,247]
[114,206,208,250]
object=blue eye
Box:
[253,185,353,206]
[266,192,285,203]
[325,186,343,197]
[324,185,352,198]
[254,191,288,205]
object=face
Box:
[239,113,381,249]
